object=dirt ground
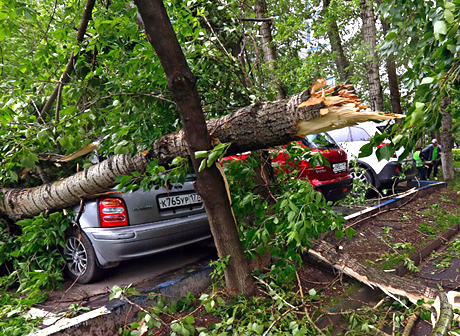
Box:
[336,186,460,269]
[295,183,460,334]
[121,184,460,335]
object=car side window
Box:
[302,133,339,149]
[328,127,351,142]
[350,127,371,141]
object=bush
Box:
[453,149,460,162]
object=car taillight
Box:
[395,168,400,173]
[99,198,128,227]
[377,142,398,158]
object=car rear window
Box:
[328,128,351,142]
[350,127,371,141]
[301,133,339,150]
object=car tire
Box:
[351,166,374,187]
[63,228,104,284]
[351,166,377,198]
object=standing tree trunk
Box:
[323,0,353,83]
[133,0,256,296]
[253,0,286,100]
[379,7,403,115]
[360,0,384,111]
[385,57,402,114]
[441,97,455,180]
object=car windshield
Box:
[301,133,339,150]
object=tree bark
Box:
[380,16,402,115]
[441,97,455,181]
[323,0,353,83]
[360,0,384,111]
[309,240,439,303]
[132,0,256,296]
[308,239,458,330]
[253,0,286,100]
[0,82,399,220]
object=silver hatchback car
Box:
[63,178,211,283]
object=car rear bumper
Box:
[377,161,403,188]
[83,212,211,267]
[312,176,353,202]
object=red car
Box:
[224,132,353,202]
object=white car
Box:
[327,122,414,190]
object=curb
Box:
[343,181,447,223]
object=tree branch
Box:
[240,17,275,22]
[40,0,96,118]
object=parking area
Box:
[36,241,216,316]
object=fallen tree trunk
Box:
[308,240,456,334]
[0,80,399,219]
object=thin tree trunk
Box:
[253,0,286,100]
[0,82,398,220]
[40,0,96,118]
[379,12,402,115]
[133,0,255,296]
[441,97,455,180]
[323,0,353,83]
[360,0,384,111]
[385,58,402,114]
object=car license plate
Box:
[158,193,202,209]
[332,162,347,174]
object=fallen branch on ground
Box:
[308,240,458,335]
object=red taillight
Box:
[377,142,397,158]
[99,198,128,227]
[395,168,400,173]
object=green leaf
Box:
[376,144,392,161]
[420,77,434,85]
[409,102,425,126]
[20,152,38,169]
[207,151,218,167]
[345,227,357,241]
[0,11,8,21]
[445,2,455,10]
[183,315,195,324]
[444,9,454,24]
[448,23,459,38]
[385,31,396,40]
[195,150,208,159]
[393,134,403,144]
[434,20,447,37]
[37,130,49,142]
[358,143,373,158]
[287,211,296,223]
[198,158,206,172]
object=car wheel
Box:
[64,228,104,284]
[351,166,374,187]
